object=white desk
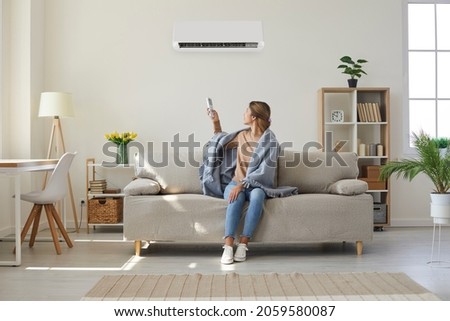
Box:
[0,159,58,266]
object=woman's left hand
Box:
[228,184,244,203]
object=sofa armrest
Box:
[329,179,368,195]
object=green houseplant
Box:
[432,137,450,158]
[432,137,450,149]
[379,131,450,224]
[337,56,368,88]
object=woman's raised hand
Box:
[208,108,222,133]
[207,108,219,122]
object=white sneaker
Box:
[234,243,248,262]
[221,245,234,264]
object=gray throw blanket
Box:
[199,128,298,198]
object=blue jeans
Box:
[223,181,267,240]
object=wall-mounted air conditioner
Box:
[173,21,264,52]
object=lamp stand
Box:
[44,116,79,233]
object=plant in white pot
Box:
[380,131,450,224]
[337,56,368,88]
[432,137,450,158]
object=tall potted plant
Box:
[379,131,450,224]
[337,56,368,88]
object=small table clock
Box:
[331,110,344,123]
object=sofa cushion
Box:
[135,149,359,195]
[277,150,359,194]
[124,178,161,196]
[134,153,164,183]
[135,150,203,194]
[123,192,373,243]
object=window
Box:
[406,1,450,146]
[0,1,2,157]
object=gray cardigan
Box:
[199,128,298,198]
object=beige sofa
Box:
[123,150,373,256]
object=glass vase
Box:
[116,143,128,165]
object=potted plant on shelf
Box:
[379,131,450,224]
[105,131,138,165]
[337,56,368,88]
[432,137,450,158]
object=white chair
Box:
[19,152,77,255]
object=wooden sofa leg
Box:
[134,240,142,256]
[356,241,363,255]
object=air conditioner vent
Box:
[173,21,264,52]
[178,42,259,49]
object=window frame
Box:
[403,0,450,155]
[0,0,3,158]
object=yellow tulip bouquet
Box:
[104,131,138,145]
[105,131,137,164]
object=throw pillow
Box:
[329,179,368,195]
[123,178,161,196]
[133,152,167,188]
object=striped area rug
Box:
[82,272,440,301]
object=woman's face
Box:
[243,107,254,125]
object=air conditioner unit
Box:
[173,21,264,52]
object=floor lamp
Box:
[39,92,79,232]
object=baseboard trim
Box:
[0,226,13,238]
[0,221,50,238]
[389,218,434,227]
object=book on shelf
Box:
[357,103,368,122]
[357,103,382,122]
[375,103,382,122]
[89,179,107,193]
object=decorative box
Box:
[373,203,387,224]
[88,197,123,224]
[359,178,386,190]
[361,165,382,179]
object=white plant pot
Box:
[430,193,450,224]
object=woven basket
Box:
[88,198,123,224]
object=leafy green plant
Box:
[337,56,368,79]
[380,131,450,193]
[432,137,450,149]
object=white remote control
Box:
[206,97,214,118]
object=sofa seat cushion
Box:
[124,192,373,244]
[124,194,229,241]
[253,193,373,243]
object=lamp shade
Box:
[38,92,74,117]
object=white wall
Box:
[1,0,433,231]
[0,0,46,235]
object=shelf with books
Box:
[318,87,390,228]
[357,102,383,122]
[85,158,134,232]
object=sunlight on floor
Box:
[74,239,129,243]
[25,255,145,271]
[220,263,236,272]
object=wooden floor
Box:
[0,226,449,300]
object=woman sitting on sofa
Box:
[201,101,296,264]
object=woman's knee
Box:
[250,188,266,201]
[223,181,238,200]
